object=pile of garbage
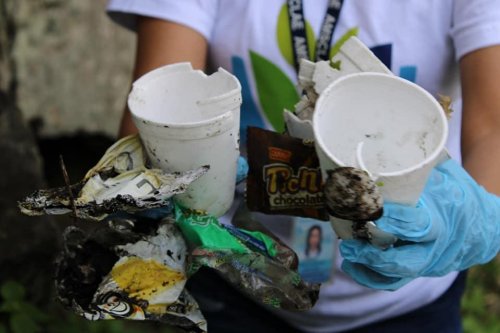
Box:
[19,135,320,333]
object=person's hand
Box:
[339,159,500,290]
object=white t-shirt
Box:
[107,1,500,332]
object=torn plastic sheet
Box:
[55,208,319,333]
[175,205,320,311]
[19,133,320,331]
[190,249,318,311]
[296,36,391,113]
[18,135,208,220]
[285,36,391,139]
[56,216,207,332]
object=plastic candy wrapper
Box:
[54,206,319,332]
[18,135,208,220]
[19,131,320,331]
[56,214,207,332]
[175,205,320,311]
[246,126,329,221]
[246,128,389,246]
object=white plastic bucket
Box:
[128,63,242,217]
[313,73,448,246]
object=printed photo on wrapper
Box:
[293,217,336,283]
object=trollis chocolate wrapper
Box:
[246,127,329,221]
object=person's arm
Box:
[460,45,500,195]
[119,16,208,137]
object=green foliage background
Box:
[0,281,179,333]
[462,257,500,333]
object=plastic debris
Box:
[175,205,320,311]
[54,207,320,332]
[284,36,391,140]
[56,216,207,332]
[246,127,328,221]
[19,135,208,220]
[19,133,319,332]
[323,167,383,222]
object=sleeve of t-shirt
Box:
[106,0,219,40]
[451,0,500,60]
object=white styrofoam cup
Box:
[313,73,448,245]
[128,63,242,217]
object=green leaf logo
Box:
[276,3,316,67]
[249,50,299,132]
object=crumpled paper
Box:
[18,135,208,220]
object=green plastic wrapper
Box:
[54,208,319,332]
[175,205,277,257]
[175,205,320,311]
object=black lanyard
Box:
[286,0,344,72]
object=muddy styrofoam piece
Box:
[286,37,391,140]
[313,73,449,247]
[303,36,391,96]
[128,63,242,217]
[284,110,314,140]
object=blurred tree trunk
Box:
[0,0,59,304]
[0,0,16,97]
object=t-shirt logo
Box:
[232,3,417,135]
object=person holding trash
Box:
[106,1,500,332]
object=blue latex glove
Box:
[340,159,500,290]
[236,156,249,184]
